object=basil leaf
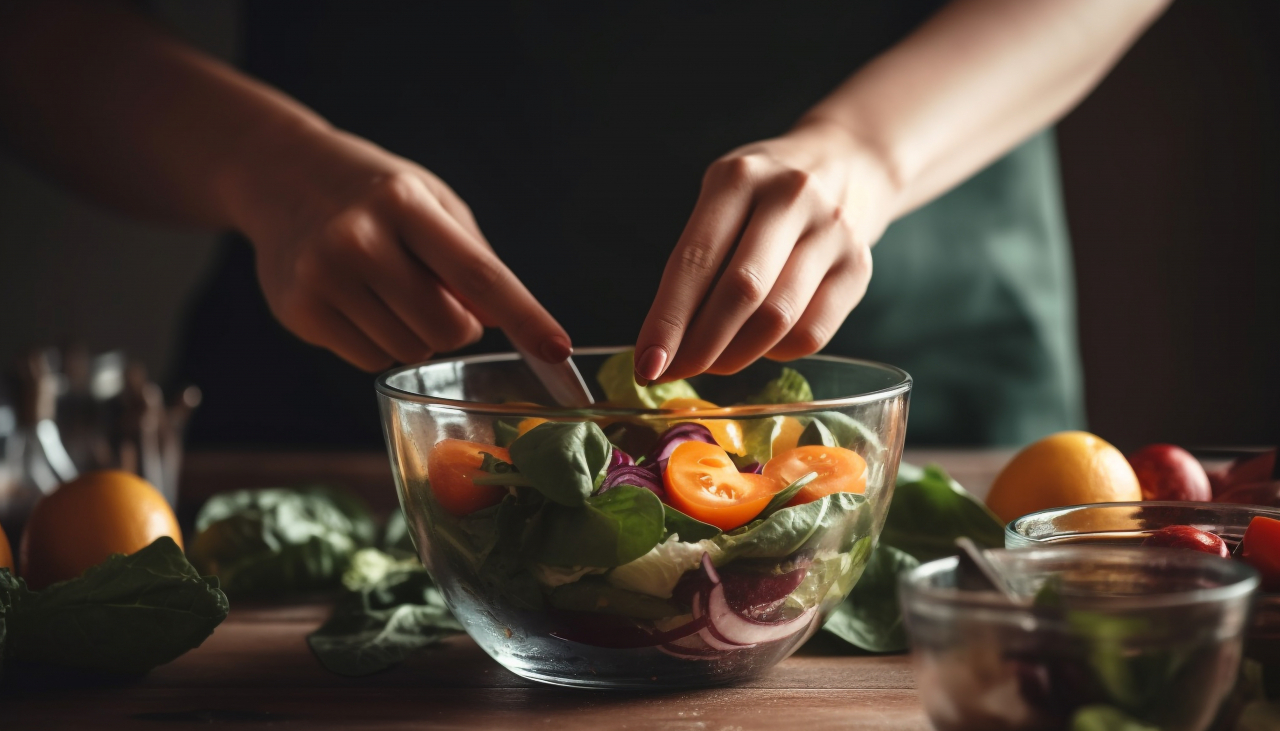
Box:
[716,491,871,561]
[880,465,1005,562]
[548,580,682,620]
[662,504,722,543]
[799,412,882,452]
[596,349,698,408]
[822,543,918,653]
[758,472,816,520]
[509,421,612,506]
[745,367,813,405]
[308,566,462,677]
[189,486,376,596]
[529,485,666,567]
[3,537,228,674]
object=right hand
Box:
[220,122,571,372]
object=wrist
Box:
[789,114,906,226]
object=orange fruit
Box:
[985,431,1142,523]
[20,470,182,589]
[0,523,12,572]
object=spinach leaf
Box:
[757,472,816,520]
[529,485,666,567]
[548,580,682,620]
[822,543,918,653]
[308,565,462,677]
[475,494,545,610]
[737,416,783,466]
[189,486,376,596]
[745,367,813,405]
[880,465,1005,562]
[1069,705,1160,731]
[662,504,722,543]
[717,491,870,561]
[508,421,612,506]
[798,412,882,452]
[494,419,521,448]
[3,537,228,675]
[470,451,536,488]
[596,349,698,408]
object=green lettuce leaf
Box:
[746,367,813,405]
[2,537,228,675]
[189,486,376,596]
[308,565,461,677]
[596,349,698,408]
[508,421,612,506]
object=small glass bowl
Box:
[376,347,910,688]
[900,546,1259,731]
[1006,501,1280,665]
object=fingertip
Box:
[634,344,669,383]
[538,336,572,364]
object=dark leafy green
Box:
[2,537,228,675]
[189,486,376,596]
[822,543,918,653]
[746,367,813,405]
[508,421,611,506]
[662,505,722,543]
[548,580,682,620]
[529,485,666,567]
[758,472,816,520]
[718,491,870,560]
[381,508,417,557]
[736,416,783,466]
[475,494,545,610]
[471,450,536,488]
[596,349,699,408]
[798,412,882,452]
[494,419,521,448]
[880,464,1005,562]
[1069,705,1160,731]
[308,565,461,677]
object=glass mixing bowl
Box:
[901,546,1259,731]
[376,347,910,688]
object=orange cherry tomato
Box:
[771,417,805,455]
[663,441,782,530]
[661,398,746,456]
[426,439,511,517]
[1242,516,1280,592]
[763,445,867,506]
[516,417,548,437]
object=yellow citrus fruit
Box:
[0,523,12,571]
[985,431,1142,524]
[20,470,182,589]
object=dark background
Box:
[0,0,1275,450]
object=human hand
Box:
[222,124,571,372]
[633,119,898,383]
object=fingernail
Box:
[635,345,668,383]
[539,337,572,363]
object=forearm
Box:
[803,0,1170,218]
[0,0,328,228]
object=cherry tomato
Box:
[771,417,805,456]
[1242,515,1280,591]
[661,398,746,456]
[763,445,867,506]
[516,417,548,437]
[664,441,781,530]
[426,439,511,517]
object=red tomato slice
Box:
[664,441,782,530]
[1242,515,1280,591]
[763,445,867,506]
[426,439,511,517]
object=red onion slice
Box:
[704,583,816,646]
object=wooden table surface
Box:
[5,449,1013,731]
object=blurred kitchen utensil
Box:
[513,344,595,408]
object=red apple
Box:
[1210,449,1277,497]
[1142,525,1230,558]
[1215,480,1280,507]
[1127,444,1212,502]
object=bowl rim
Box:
[901,545,1261,613]
[374,346,912,417]
[1004,500,1280,548]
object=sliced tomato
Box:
[763,445,867,506]
[1242,515,1280,591]
[771,417,805,455]
[661,397,746,456]
[426,439,511,517]
[663,441,781,530]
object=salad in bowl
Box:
[376,348,910,688]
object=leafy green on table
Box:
[1,537,228,675]
[596,349,699,408]
[188,486,377,596]
[745,367,813,405]
[308,561,462,677]
[880,464,1005,562]
[1069,705,1160,731]
[822,542,918,653]
[508,421,612,506]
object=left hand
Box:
[633,118,900,383]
